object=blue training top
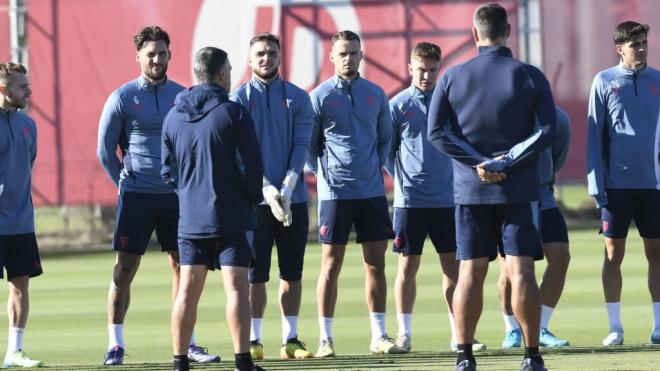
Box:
[231,75,313,204]
[308,75,392,200]
[97,75,185,193]
[539,107,571,210]
[587,61,660,208]
[428,46,557,205]
[387,85,454,208]
[162,83,264,238]
[0,109,37,235]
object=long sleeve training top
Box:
[428,46,557,205]
[387,85,453,208]
[97,75,184,193]
[539,107,571,210]
[308,75,392,200]
[0,109,37,234]
[231,76,313,204]
[587,61,660,207]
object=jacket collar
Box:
[617,60,647,75]
[409,85,434,100]
[250,75,282,92]
[332,74,362,89]
[137,75,168,91]
[477,45,513,58]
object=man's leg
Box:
[505,255,542,363]
[4,276,42,368]
[539,242,570,346]
[394,253,421,346]
[316,242,345,357]
[171,264,207,371]
[602,237,626,345]
[222,265,259,371]
[497,256,522,348]
[106,251,140,360]
[363,239,405,354]
[644,238,660,343]
[453,257,489,366]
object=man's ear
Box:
[472,26,480,43]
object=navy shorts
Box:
[392,207,456,255]
[540,207,569,244]
[178,232,254,270]
[456,203,542,261]
[113,191,178,255]
[249,203,309,283]
[0,233,43,280]
[600,189,660,239]
[318,196,393,245]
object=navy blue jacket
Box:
[428,46,556,205]
[162,83,264,238]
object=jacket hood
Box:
[174,83,229,122]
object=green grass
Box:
[1,229,659,369]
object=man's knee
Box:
[113,254,140,286]
[544,243,570,270]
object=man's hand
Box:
[279,171,299,227]
[477,155,507,183]
[263,185,286,222]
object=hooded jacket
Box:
[0,109,36,235]
[162,83,263,238]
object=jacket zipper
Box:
[154,85,160,110]
[266,84,270,110]
[5,112,12,139]
[347,84,355,107]
[632,71,638,96]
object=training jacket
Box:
[0,109,36,235]
[162,83,263,238]
[97,75,184,193]
[539,107,571,210]
[428,45,557,205]
[587,61,660,208]
[308,75,392,200]
[231,75,313,204]
[387,85,453,208]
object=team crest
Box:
[320,225,328,238]
[119,235,130,247]
[601,220,609,233]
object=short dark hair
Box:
[411,42,441,62]
[473,3,508,40]
[0,62,27,85]
[193,47,228,84]
[331,30,361,46]
[613,21,650,45]
[250,32,280,49]
[133,26,171,51]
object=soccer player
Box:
[387,42,485,353]
[97,26,218,365]
[308,30,404,357]
[0,62,43,368]
[587,21,660,346]
[428,4,557,371]
[498,107,571,348]
[163,46,265,371]
[231,32,314,360]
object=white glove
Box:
[279,171,299,227]
[263,184,286,222]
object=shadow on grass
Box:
[39,345,660,370]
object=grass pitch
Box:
[1,228,659,370]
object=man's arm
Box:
[552,107,571,174]
[384,100,401,177]
[586,76,609,208]
[427,73,489,167]
[29,120,37,169]
[97,92,124,186]
[160,113,178,189]
[235,106,265,205]
[376,90,393,168]
[287,89,314,176]
[481,67,557,173]
[306,94,322,173]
